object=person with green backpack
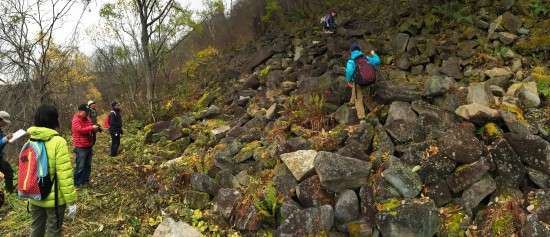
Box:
[25,105,76,236]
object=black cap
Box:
[78,104,88,111]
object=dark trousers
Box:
[0,158,14,193]
[74,147,93,187]
[30,204,66,237]
[110,132,120,157]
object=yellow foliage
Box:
[182,46,219,79]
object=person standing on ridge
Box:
[108,101,123,157]
[72,104,99,189]
[86,100,100,144]
[0,111,14,193]
[345,43,381,122]
[322,11,337,34]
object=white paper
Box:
[8,129,27,143]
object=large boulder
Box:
[489,139,526,187]
[152,218,202,237]
[504,133,550,175]
[376,200,438,237]
[296,175,335,208]
[461,176,497,210]
[334,189,360,223]
[314,151,372,193]
[445,158,492,193]
[455,103,500,124]
[277,205,334,236]
[382,156,423,198]
[438,124,483,164]
[280,150,318,181]
[384,101,417,143]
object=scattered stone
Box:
[423,76,453,97]
[334,190,360,223]
[526,167,550,189]
[217,189,242,220]
[152,218,202,237]
[426,179,452,207]
[277,205,334,236]
[376,200,438,237]
[314,151,372,193]
[445,158,492,193]
[382,156,423,198]
[418,153,456,185]
[190,173,219,196]
[489,139,526,188]
[384,101,417,143]
[455,103,500,124]
[461,176,497,210]
[438,124,483,164]
[505,133,550,175]
[296,175,335,208]
[280,150,317,181]
[523,214,550,237]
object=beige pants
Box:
[350,83,366,119]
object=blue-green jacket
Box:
[345,50,381,82]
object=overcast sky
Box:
[55,0,229,55]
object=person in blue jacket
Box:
[345,43,381,121]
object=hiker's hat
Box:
[0,111,11,124]
[78,104,88,111]
[112,101,120,107]
[87,100,95,106]
[349,43,360,52]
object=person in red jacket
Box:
[71,104,99,189]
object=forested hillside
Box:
[1,0,550,236]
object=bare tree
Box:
[97,0,193,120]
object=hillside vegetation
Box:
[2,0,550,236]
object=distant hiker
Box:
[321,11,337,34]
[72,104,99,189]
[346,43,381,121]
[27,105,77,236]
[0,111,14,193]
[108,101,123,157]
[86,100,101,144]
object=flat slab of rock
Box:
[461,176,497,210]
[152,218,202,237]
[438,124,483,164]
[505,133,550,175]
[314,151,372,193]
[489,139,526,187]
[445,158,492,193]
[280,150,318,181]
[277,205,334,236]
[376,200,438,237]
[382,156,422,198]
[455,103,500,124]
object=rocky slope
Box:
[147,3,550,236]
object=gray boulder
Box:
[280,150,317,181]
[423,76,453,97]
[411,100,459,125]
[277,205,334,236]
[152,218,202,237]
[190,173,219,196]
[296,175,335,208]
[374,85,423,103]
[467,82,494,107]
[489,139,526,188]
[455,103,500,124]
[461,176,497,210]
[438,57,463,79]
[335,104,359,125]
[445,158,492,193]
[426,179,452,207]
[384,101,417,143]
[502,12,522,34]
[504,133,550,175]
[314,151,372,193]
[438,124,483,164]
[216,188,242,220]
[527,167,550,189]
[523,214,550,237]
[418,153,456,185]
[337,140,369,162]
[376,200,438,237]
[334,190,360,223]
[382,156,422,198]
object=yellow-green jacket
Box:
[26,127,76,207]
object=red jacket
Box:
[72,114,94,148]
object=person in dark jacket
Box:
[322,11,337,34]
[72,104,99,188]
[109,101,123,157]
[86,100,100,144]
[0,111,14,193]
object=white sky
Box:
[54,0,230,55]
